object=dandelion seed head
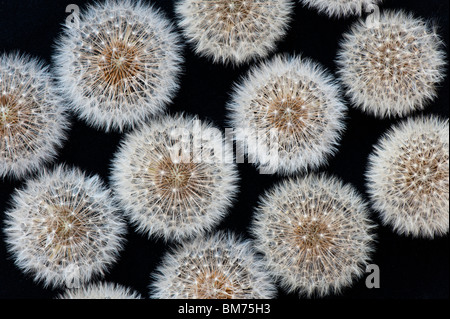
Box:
[53,0,183,131]
[228,55,346,174]
[176,0,293,65]
[150,231,276,299]
[0,53,69,179]
[336,10,446,118]
[111,114,239,241]
[4,166,127,288]
[251,174,375,297]
[366,116,449,238]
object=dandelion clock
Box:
[4,166,127,288]
[366,116,449,238]
[251,174,375,297]
[58,282,142,299]
[227,55,346,175]
[0,53,69,179]
[300,0,382,18]
[150,231,276,299]
[53,0,183,131]
[175,0,293,65]
[111,114,239,241]
[336,10,446,118]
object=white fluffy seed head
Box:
[3,165,127,288]
[111,114,239,242]
[300,0,382,18]
[176,0,293,65]
[251,174,375,297]
[53,0,183,132]
[227,54,347,175]
[0,53,69,179]
[57,282,142,299]
[336,10,446,118]
[150,231,277,299]
[366,116,449,238]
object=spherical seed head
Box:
[0,53,69,179]
[366,116,449,238]
[336,10,446,118]
[227,55,346,175]
[111,114,239,241]
[4,165,127,288]
[53,0,183,132]
[300,0,382,18]
[251,174,375,297]
[150,231,277,299]
[57,282,142,299]
[176,0,293,65]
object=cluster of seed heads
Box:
[150,231,276,299]
[176,0,293,65]
[0,53,69,179]
[252,174,375,297]
[366,116,449,238]
[57,282,142,299]
[300,0,382,18]
[1,0,448,300]
[111,114,239,242]
[4,166,127,288]
[228,55,346,175]
[54,0,183,131]
[337,10,446,118]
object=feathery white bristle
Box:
[53,0,183,132]
[251,174,376,297]
[175,0,293,65]
[111,114,239,242]
[336,10,446,118]
[150,231,276,299]
[0,53,69,179]
[57,282,142,299]
[227,54,347,175]
[3,165,127,288]
[366,116,449,238]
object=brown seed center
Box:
[99,41,139,86]
[267,98,308,133]
[195,270,235,299]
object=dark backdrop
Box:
[0,0,448,299]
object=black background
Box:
[0,0,448,300]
